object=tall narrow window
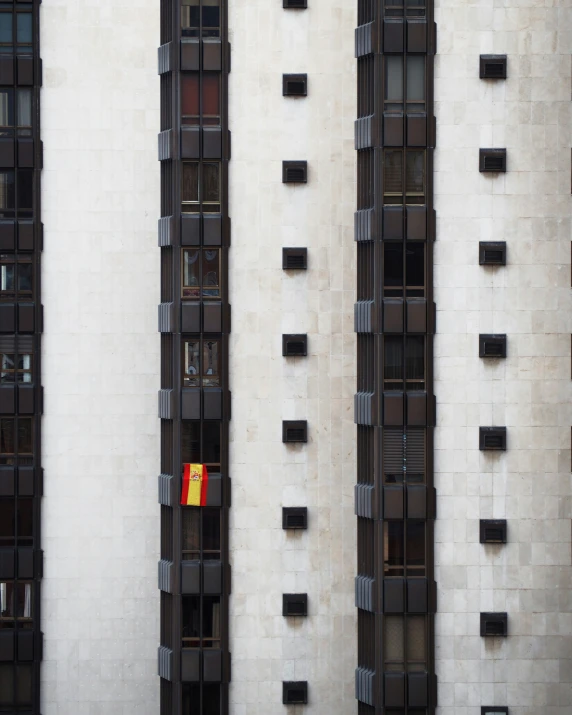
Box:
[181,74,200,125]
[183,338,221,386]
[182,248,221,300]
[181,0,220,38]
[406,56,425,112]
[384,56,404,113]
[383,242,425,297]
[383,336,425,391]
[383,150,425,205]
[182,162,221,213]
[384,616,427,671]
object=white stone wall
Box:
[40,1,160,713]
[434,0,572,712]
[228,1,357,712]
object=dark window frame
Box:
[182,420,222,471]
[181,72,222,127]
[0,87,33,137]
[383,334,426,392]
[383,519,427,578]
[0,10,33,56]
[0,352,32,383]
[181,247,221,300]
[383,241,426,298]
[181,593,222,649]
[181,161,221,214]
[384,54,427,114]
[383,614,428,672]
[181,507,221,561]
[182,336,222,387]
[383,149,426,205]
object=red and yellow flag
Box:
[181,463,209,506]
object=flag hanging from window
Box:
[181,463,209,506]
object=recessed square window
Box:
[479,520,507,544]
[479,149,507,173]
[283,0,307,8]
[283,74,307,97]
[282,507,308,530]
[282,420,307,443]
[479,334,507,358]
[283,681,308,704]
[282,161,307,184]
[479,427,506,451]
[282,247,307,270]
[479,241,506,266]
[283,593,308,617]
[480,612,508,637]
[479,55,507,79]
[482,708,509,715]
[282,334,307,357]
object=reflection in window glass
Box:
[17,89,31,132]
[202,0,220,38]
[182,249,200,299]
[203,74,221,125]
[181,0,200,38]
[0,171,15,216]
[406,151,425,203]
[203,339,220,386]
[384,56,403,112]
[383,151,402,204]
[181,74,199,126]
[0,14,12,48]
[0,262,14,292]
[202,163,220,211]
[0,354,32,383]
[202,249,220,297]
[16,14,32,45]
[183,340,200,386]
[0,89,13,133]
[182,162,199,211]
[406,56,425,111]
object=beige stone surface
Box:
[228,0,357,712]
[434,0,572,712]
[40,1,160,713]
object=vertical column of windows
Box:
[0,1,41,713]
[355,0,435,709]
[159,1,229,713]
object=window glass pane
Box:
[202,422,220,465]
[406,616,426,670]
[181,74,200,125]
[202,0,220,37]
[16,14,32,45]
[181,508,200,557]
[18,354,32,384]
[202,74,220,125]
[384,616,404,669]
[17,263,32,293]
[405,243,424,295]
[0,664,14,706]
[0,582,14,618]
[202,249,220,298]
[17,498,33,542]
[183,340,200,386]
[1,262,13,291]
[203,684,221,715]
[0,499,14,544]
[15,583,31,619]
[406,0,425,17]
[0,419,14,455]
[384,336,403,387]
[202,163,220,208]
[182,596,200,643]
[16,89,31,128]
[202,509,220,554]
[203,339,220,386]
[182,421,200,463]
[385,56,403,108]
[407,521,425,576]
[405,151,424,203]
[0,354,14,383]
[181,162,199,210]
[181,0,200,37]
[182,249,200,299]
[383,151,403,204]
[0,89,13,130]
[384,243,403,294]
[384,521,404,576]
[182,684,201,711]
[17,169,33,211]
[0,14,12,45]
[406,56,425,106]
[0,171,15,213]
[202,596,220,642]
[405,336,424,389]
[385,0,403,16]
[18,418,32,454]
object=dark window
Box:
[182,684,221,715]
[182,595,221,648]
[0,581,33,628]
[384,56,426,113]
[0,89,32,137]
[182,161,220,213]
[0,169,33,219]
[384,242,425,298]
[182,507,221,560]
[181,0,220,38]
[384,616,427,671]
[0,12,33,55]
[384,336,425,391]
[183,338,221,387]
[384,520,426,577]
[384,0,425,17]
[0,353,32,383]
[181,73,221,126]
[182,248,221,300]
[0,664,32,707]
[384,150,425,205]
[0,497,32,546]
[0,417,33,464]
[382,428,425,484]
[182,421,221,469]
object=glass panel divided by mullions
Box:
[181,0,221,38]
[182,248,221,300]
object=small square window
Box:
[282,507,308,530]
[479,427,506,451]
[282,161,308,184]
[282,247,307,270]
[480,612,508,637]
[283,593,308,617]
[479,55,507,80]
[282,334,307,357]
[482,708,509,715]
[479,149,507,173]
[283,0,308,8]
[282,681,308,704]
[479,241,506,266]
[282,420,307,443]
[283,74,308,97]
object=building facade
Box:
[0,0,567,714]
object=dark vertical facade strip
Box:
[0,0,42,712]
[158,1,230,714]
[355,0,436,712]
